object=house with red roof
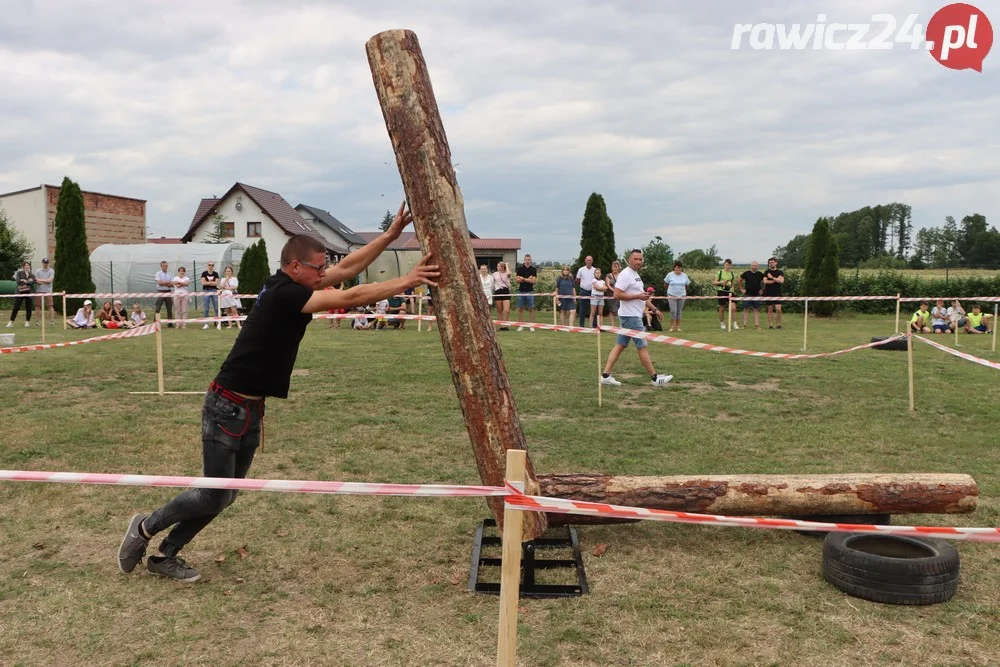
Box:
[182,183,349,271]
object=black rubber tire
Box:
[871,335,908,351]
[822,532,960,605]
[792,513,891,538]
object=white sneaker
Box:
[529,327,535,332]
[652,374,673,386]
[202,324,209,330]
[25,321,30,327]
[517,326,525,331]
[720,323,726,330]
[733,323,740,330]
[5,321,12,328]
[600,375,622,386]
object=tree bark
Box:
[539,473,978,525]
[366,30,546,539]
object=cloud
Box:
[0,0,996,260]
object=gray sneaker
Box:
[147,555,202,582]
[118,513,149,573]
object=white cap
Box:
[84,299,92,306]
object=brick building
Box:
[0,184,146,266]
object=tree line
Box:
[773,203,996,270]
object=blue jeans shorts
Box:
[616,316,648,349]
[517,294,535,309]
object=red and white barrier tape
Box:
[503,492,1000,543]
[0,292,65,300]
[916,334,1000,371]
[494,320,598,334]
[0,470,507,497]
[0,468,996,543]
[599,326,905,359]
[160,315,248,325]
[728,295,899,302]
[61,292,258,299]
[0,322,160,354]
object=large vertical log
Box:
[366,30,547,539]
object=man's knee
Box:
[199,488,236,514]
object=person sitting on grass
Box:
[67,300,97,329]
[965,304,993,334]
[111,300,133,328]
[931,299,952,334]
[909,302,931,333]
[386,294,407,329]
[131,303,147,327]
[97,301,118,328]
[948,300,968,333]
[643,288,663,331]
[353,307,374,330]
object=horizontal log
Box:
[538,473,978,525]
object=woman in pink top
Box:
[491,262,512,330]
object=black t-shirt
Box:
[111,307,129,321]
[201,271,220,291]
[516,264,537,293]
[214,270,313,398]
[764,269,784,296]
[741,270,764,296]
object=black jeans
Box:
[154,293,173,319]
[9,295,33,322]
[576,289,591,327]
[144,390,264,556]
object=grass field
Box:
[1,312,999,666]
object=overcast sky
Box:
[1,0,997,262]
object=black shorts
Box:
[764,296,782,307]
[493,287,511,302]
[717,290,733,307]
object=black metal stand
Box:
[468,518,589,599]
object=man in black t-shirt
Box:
[118,202,439,582]
[738,260,765,329]
[200,262,221,328]
[515,254,538,330]
[763,256,785,329]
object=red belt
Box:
[208,381,263,405]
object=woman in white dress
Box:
[172,266,191,328]
[218,266,241,329]
[479,265,494,307]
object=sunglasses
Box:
[299,260,328,271]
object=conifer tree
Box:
[52,177,94,314]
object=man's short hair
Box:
[768,257,777,263]
[724,258,732,265]
[524,254,532,259]
[628,249,642,257]
[281,235,326,265]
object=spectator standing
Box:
[200,261,220,329]
[67,300,96,329]
[606,260,622,318]
[479,265,494,307]
[492,262,512,330]
[739,260,765,329]
[555,265,576,326]
[173,266,191,329]
[575,256,596,328]
[590,268,607,329]
[154,261,174,326]
[663,261,690,333]
[7,261,36,327]
[219,266,241,330]
[763,257,785,329]
[713,259,739,330]
[34,258,55,325]
[599,249,673,387]
[515,254,537,330]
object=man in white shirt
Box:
[575,255,596,328]
[154,261,175,327]
[600,249,673,387]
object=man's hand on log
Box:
[385,201,413,240]
[405,253,440,288]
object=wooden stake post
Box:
[62,294,68,330]
[154,314,165,396]
[993,305,998,354]
[552,294,557,325]
[496,449,527,667]
[417,294,423,332]
[894,293,901,332]
[907,331,915,412]
[40,296,46,343]
[367,30,546,538]
[597,325,603,407]
[802,299,809,351]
